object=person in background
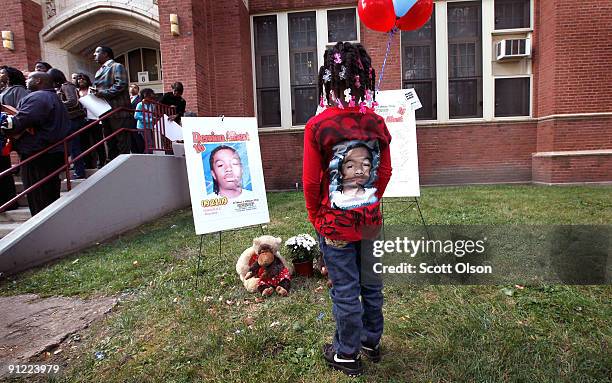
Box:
[49,68,86,179]
[71,73,79,86]
[128,83,142,153]
[0,72,71,216]
[75,73,106,169]
[160,81,186,125]
[34,61,52,72]
[92,46,131,160]
[133,88,156,153]
[0,66,29,107]
[0,66,29,211]
[129,83,140,108]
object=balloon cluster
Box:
[358,0,433,32]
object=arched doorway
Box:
[39,3,162,91]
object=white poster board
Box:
[374,89,421,197]
[154,114,183,141]
[182,117,270,235]
[78,94,111,119]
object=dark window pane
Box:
[495,77,530,116]
[258,89,281,126]
[292,86,317,125]
[289,12,318,125]
[115,54,126,67]
[449,79,478,117]
[401,13,436,120]
[448,2,482,118]
[327,8,357,42]
[128,49,141,83]
[142,48,159,82]
[495,0,530,29]
[404,81,435,120]
[254,15,280,127]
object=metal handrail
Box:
[0,101,177,213]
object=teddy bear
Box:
[236,235,293,294]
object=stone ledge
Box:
[532,150,612,158]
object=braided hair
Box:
[317,42,376,106]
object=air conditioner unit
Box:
[496,38,531,61]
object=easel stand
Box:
[194,224,266,287]
[381,197,431,241]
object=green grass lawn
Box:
[1,185,610,382]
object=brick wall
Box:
[261,121,537,190]
[533,154,612,184]
[0,0,43,71]
[250,0,353,13]
[537,116,612,152]
[360,22,402,91]
[159,0,253,117]
[534,0,612,116]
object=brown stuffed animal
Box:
[245,243,291,296]
[236,235,293,293]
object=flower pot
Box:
[292,259,314,277]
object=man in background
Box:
[92,46,131,161]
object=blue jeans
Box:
[318,235,384,357]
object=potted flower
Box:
[285,234,319,277]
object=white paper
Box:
[375,89,421,198]
[155,114,183,141]
[403,88,422,111]
[78,94,111,119]
[182,117,270,235]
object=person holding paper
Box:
[160,82,186,125]
[76,73,106,168]
[92,46,131,160]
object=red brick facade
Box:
[5,0,610,188]
[0,0,43,72]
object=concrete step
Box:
[15,178,85,194]
[0,222,21,238]
[0,207,31,223]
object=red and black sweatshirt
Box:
[302,106,392,242]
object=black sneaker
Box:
[361,343,381,363]
[322,343,363,377]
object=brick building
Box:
[1,0,610,188]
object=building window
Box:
[448,1,482,119]
[289,12,319,125]
[254,16,281,127]
[495,77,529,117]
[252,8,358,128]
[495,0,530,30]
[401,12,436,120]
[327,8,357,43]
[116,48,162,84]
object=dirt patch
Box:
[0,294,116,378]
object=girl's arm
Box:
[302,123,323,226]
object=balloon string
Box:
[377,26,399,92]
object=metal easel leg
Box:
[414,198,431,241]
[195,234,204,288]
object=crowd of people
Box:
[0,46,187,216]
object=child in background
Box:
[133,88,156,153]
[302,41,392,376]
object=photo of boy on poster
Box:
[202,143,255,200]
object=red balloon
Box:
[358,0,397,33]
[395,0,433,31]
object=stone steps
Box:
[0,169,97,239]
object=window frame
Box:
[493,74,532,119]
[115,47,163,86]
[493,0,531,31]
[251,6,360,131]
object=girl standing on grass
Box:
[302,41,392,377]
